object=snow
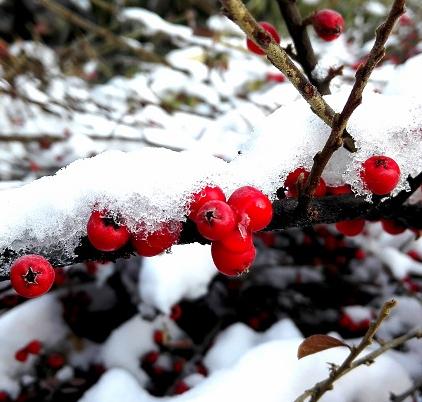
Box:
[101,315,185,385]
[0,294,68,397]
[1,89,421,267]
[139,244,217,314]
[80,338,412,402]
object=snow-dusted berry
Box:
[228,186,273,232]
[335,219,365,237]
[10,255,55,299]
[174,381,190,395]
[188,186,226,220]
[195,200,236,241]
[131,221,182,257]
[284,168,326,197]
[361,156,400,195]
[211,242,256,276]
[246,22,280,55]
[312,9,345,42]
[87,210,130,252]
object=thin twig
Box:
[275,0,330,95]
[220,0,336,127]
[294,300,398,402]
[300,0,406,209]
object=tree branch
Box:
[0,195,420,277]
[299,0,406,209]
[294,300,398,402]
[275,0,330,95]
[220,0,336,127]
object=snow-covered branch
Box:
[300,0,406,208]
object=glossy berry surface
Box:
[188,186,226,220]
[335,219,365,237]
[131,221,182,257]
[219,226,254,253]
[381,219,406,235]
[312,9,345,41]
[284,168,326,198]
[228,186,273,232]
[211,242,256,276]
[195,200,236,241]
[246,22,280,55]
[87,210,130,252]
[361,156,400,195]
[10,255,55,299]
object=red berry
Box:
[26,340,42,355]
[361,156,400,195]
[47,353,65,370]
[195,200,236,241]
[87,210,130,252]
[355,249,366,260]
[312,9,345,42]
[326,184,352,195]
[228,186,273,232]
[381,219,406,235]
[10,255,55,299]
[153,330,165,345]
[284,168,326,198]
[15,349,29,363]
[131,221,182,257]
[211,242,256,276]
[53,268,66,286]
[174,381,190,395]
[188,186,226,220]
[246,22,280,55]
[266,72,285,83]
[143,351,159,365]
[173,359,185,374]
[335,220,365,237]
[170,304,182,321]
[0,392,10,402]
[219,226,254,253]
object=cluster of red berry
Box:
[87,185,273,277]
[189,185,272,276]
[7,154,402,297]
[283,155,401,237]
[246,9,345,57]
[14,338,65,369]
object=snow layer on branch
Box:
[1,91,421,265]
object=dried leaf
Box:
[297,334,349,359]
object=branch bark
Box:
[294,300,399,402]
[0,195,420,276]
[300,0,406,209]
[275,0,331,95]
